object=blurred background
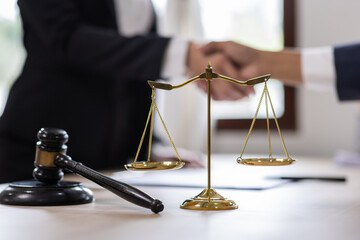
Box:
[1,0,359,159]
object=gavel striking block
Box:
[0,128,164,213]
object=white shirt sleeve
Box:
[160,38,189,79]
[301,47,336,92]
[114,0,153,37]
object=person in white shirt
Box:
[201,41,360,101]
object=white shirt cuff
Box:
[160,38,189,79]
[301,47,336,92]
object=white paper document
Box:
[112,159,288,190]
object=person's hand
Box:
[201,41,262,80]
[201,41,303,87]
[186,42,254,100]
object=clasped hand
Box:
[187,41,262,101]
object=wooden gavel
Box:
[1,128,164,213]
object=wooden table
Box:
[1,154,359,240]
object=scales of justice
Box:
[125,63,295,210]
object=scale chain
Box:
[264,84,290,159]
[133,88,182,164]
[147,93,155,162]
[134,98,154,164]
[239,85,267,158]
[264,83,273,158]
[153,102,182,162]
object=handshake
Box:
[187,41,302,101]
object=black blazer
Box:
[335,43,360,100]
[0,0,170,182]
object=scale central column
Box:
[180,63,238,210]
[207,78,211,193]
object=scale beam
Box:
[148,71,271,91]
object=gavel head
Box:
[33,128,68,184]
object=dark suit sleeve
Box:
[18,0,171,80]
[334,43,360,100]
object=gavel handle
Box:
[54,154,164,213]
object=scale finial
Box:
[207,61,212,69]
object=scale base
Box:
[0,180,93,206]
[180,188,238,210]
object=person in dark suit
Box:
[201,41,360,101]
[334,43,360,100]
[0,0,254,183]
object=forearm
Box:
[66,27,170,80]
[259,49,303,87]
[18,0,170,81]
